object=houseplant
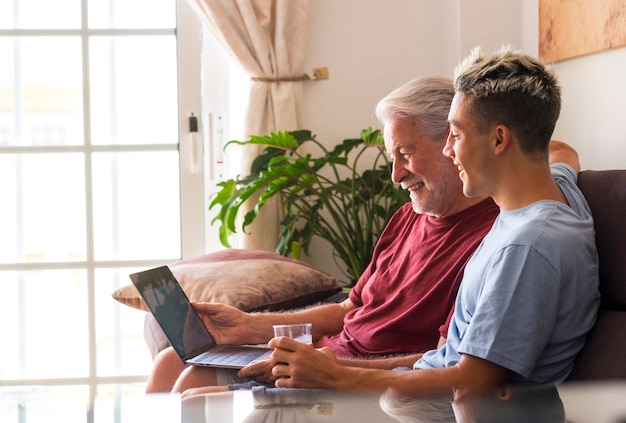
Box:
[209,128,407,285]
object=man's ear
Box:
[493,125,511,155]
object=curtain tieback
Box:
[251,74,312,82]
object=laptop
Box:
[129,265,272,369]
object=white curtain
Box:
[187,0,311,251]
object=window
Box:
[0,0,235,420]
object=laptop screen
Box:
[129,266,216,360]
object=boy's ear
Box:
[493,125,511,155]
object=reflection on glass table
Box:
[0,385,181,423]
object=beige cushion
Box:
[112,249,341,312]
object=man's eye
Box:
[390,150,415,162]
[399,152,415,161]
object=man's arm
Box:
[193,299,355,345]
[337,354,423,370]
[549,140,580,172]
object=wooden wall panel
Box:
[539,0,626,62]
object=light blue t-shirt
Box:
[414,163,600,385]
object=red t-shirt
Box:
[315,199,499,358]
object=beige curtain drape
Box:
[187,0,311,252]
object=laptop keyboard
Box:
[194,347,271,366]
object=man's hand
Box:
[237,359,276,385]
[191,302,251,345]
[268,337,341,390]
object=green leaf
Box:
[225,131,306,151]
[361,127,385,146]
[290,241,302,260]
[329,137,362,156]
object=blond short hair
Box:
[453,46,561,158]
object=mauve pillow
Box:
[112,249,341,312]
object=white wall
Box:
[301,0,447,143]
[553,48,626,170]
[301,0,530,142]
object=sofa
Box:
[567,169,626,381]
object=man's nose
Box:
[442,132,454,159]
[391,160,406,185]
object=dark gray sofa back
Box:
[568,169,626,380]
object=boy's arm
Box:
[269,337,510,398]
